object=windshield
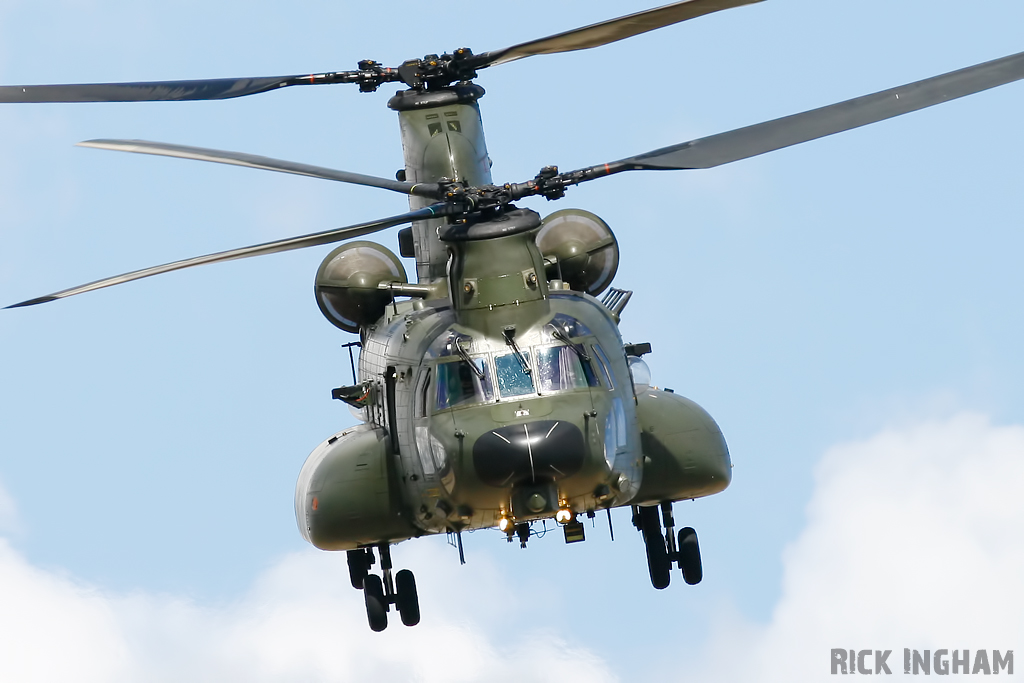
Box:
[435,358,493,410]
[535,344,599,393]
[494,352,534,398]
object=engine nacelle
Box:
[295,423,418,550]
[314,241,408,333]
[536,208,619,296]
[631,389,732,505]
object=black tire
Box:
[638,505,670,589]
[347,549,368,590]
[363,574,388,632]
[395,569,421,627]
[678,527,703,585]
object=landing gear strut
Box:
[633,502,703,590]
[637,505,670,589]
[347,543,420,631]
[347,547,372,589]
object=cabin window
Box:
[603,396,628,468]
[494,352,534,398]
[592,344,615,389]
[415,425,434,475]
[435,358,492,410]
[416,368,432,418]
[534,345,598,393]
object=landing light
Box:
[555,508,574,524]
[498,516,512,532]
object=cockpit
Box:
[423,314,605,413]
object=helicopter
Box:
[4,0,1024,634]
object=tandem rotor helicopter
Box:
[4,0,1024,632]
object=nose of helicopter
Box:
[472,419,585,487]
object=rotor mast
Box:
[388,83,492,284]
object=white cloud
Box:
[0,536,617,683]
[0,539,128,682]
[691,413,1024,681]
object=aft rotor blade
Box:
[5,204,452,308]
[78,139,441,198]
[615,49,1024,171]
[472,0,763,68]
[0,72,357,103]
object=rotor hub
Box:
[439,208,541,242]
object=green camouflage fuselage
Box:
[295,86,730,549]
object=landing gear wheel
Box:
[395,569,420,626]
[363,574,388,632]
[678,527,703,585]
[347,549,368,589]
[638,506,670,589]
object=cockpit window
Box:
[592,344,615,390]
[550,313,592,338]
[494,352,534,398]
[581,354,600,387]
[435,358,493,410]
[535,345,600,393]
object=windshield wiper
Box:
[549,323,590,362]
[502,326,531,375]
[452,336,485,379]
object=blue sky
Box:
[2,1,1024,680]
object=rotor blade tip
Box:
[5,295,59,309]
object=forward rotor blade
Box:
[472,0,762,68]
[0,73,350,103]
[615,49,1024,171]
[78,139,440,198]
[5,204,452,308]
